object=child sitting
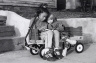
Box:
[47,14,64,31]
[47,14,77,57]
[47,14,64,58]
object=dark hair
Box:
[35,3,50,22]
[36,8,49,17]
[39,3,48,9]
[48,14,57,22]
[53,17,57,22]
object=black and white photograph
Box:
[0,0,96,63]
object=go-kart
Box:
[25,25,84,58]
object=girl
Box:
[47,14,77,57]
[29,5,52,48]
[29,4,57,61]
[47,14,64,58]
[47,14,60,49]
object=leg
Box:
[62,47,67,57]
[53,30,60,48]
[53,30,62,58]
[40,30,53,58]
[45,30,53,48]
[62,37,77,57]
[41,30,53,48]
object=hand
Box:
[45,29,49,31]
[39,26,46,31]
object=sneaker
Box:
[54,48,63,59]
[42,48,50,60]
[43,48,56,61]
[62,48,67,57]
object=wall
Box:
[0,10,96,43]
[58,18,96,43]
[0,10,30,37]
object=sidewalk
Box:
[0,43,96,63]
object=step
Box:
[0,26,15,37]
[0,37,25,53]
[0,26,15,32]
[0,16,7,25]
[0,16,7,21]
[0,31,15,37]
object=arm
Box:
[29,18,34,28]
[39,26,47,31]
[56,22,65,32]
[29,17,38,29]
[37,22,48,32]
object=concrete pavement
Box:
[0,43,96,63]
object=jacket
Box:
[47,21,65,32]
[30,17,48,32]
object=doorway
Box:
[57,0,66,10]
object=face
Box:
[38,12,48,22]
[48,14,54,24]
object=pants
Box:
[40,30,60,48]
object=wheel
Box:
[67,43,71,51]
[30,45,39,55]
[75,43,84,53]
[39,46,45,58]
[63,42,71,51]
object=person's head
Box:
[36,3,49,22]
[47,14,54,24]
[48,14,57,24]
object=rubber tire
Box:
[75,43,84,53]
[67,43,71,51]
[62,42,71,51]
[30,45,39,55]
[39,46,45,58]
